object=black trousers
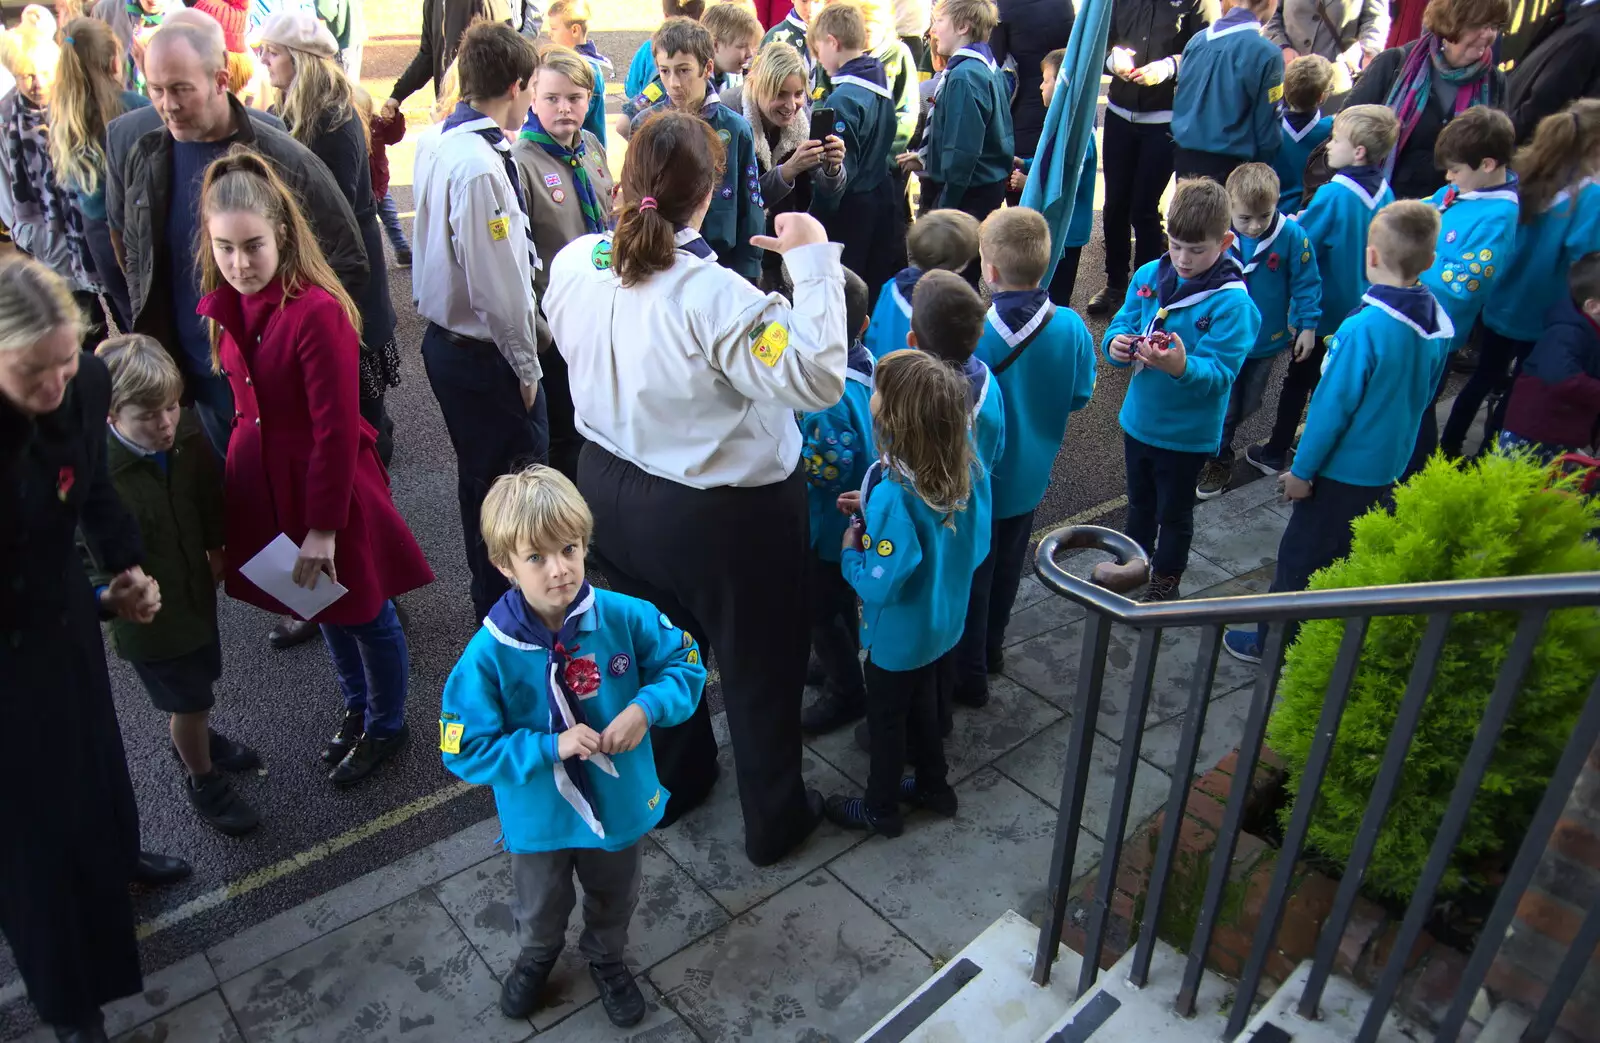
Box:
[864,656,949,817]
[1124,433,1209,578]
[824,178,906,305]
[1255,478,1391,644]
[808,548,864,699]
[1441,326,1533,457]
[1102,112,1174,286]
[1048,245,1085,308]
[1264,336,1328,459]
[1173,147,1245,185]
[954,509,1033,698]
[421,324,549,620]
[578,443,814,864]
[540,344,586,483]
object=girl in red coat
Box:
[195,148,434,787]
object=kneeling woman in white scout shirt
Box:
[544,110,850,868]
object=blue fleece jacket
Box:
[843,458,988,671]
[958,355,1004,564]
[1420,178,1520,352]
[1483,178,1600,344]
[865,267,922,358]
[1292,284,1455,486]
[625,40,656,98]
[923,43,1015,208]
[974,289,1097,519]
[1298,165,1394,331]
[439,588,705,853]
[801,343,877,562]
[1274,111,1332,214]
[1102,255,1260,454]
[1231,211,1322,357]
[1170,8,1285,162]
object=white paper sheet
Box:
[238,533,349,621]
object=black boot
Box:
[1085,282,1125,317]
[322,709,365,765]
[499,951,558,1018]
[52,1010,108,1043]
[329,724,409,787]
[268,617,320,650]
[590,962,647,1028]
[801,687,866,734]
[186,772,261,836]
[132,851,192,887]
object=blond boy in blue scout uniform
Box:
[440,467,704,1029]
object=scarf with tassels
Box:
[1382,33,1495,177]
[520,113,608,235]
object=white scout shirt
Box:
[412,114,542,385]
[544,227,850,489]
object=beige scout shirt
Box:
[510,129,617,301]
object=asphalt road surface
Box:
[0,28,1413,1036]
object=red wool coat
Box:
[198,278,433,625]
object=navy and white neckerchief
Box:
[674,225,718,261]
[1331,164,1389,208]
[443,102,542,280]
[1153,253,1246,312]
[780,7,808,35]
[833,54,893,99]
[846,339,875,387]
[1206,6,1262,38]
[946,41,997,72]
[483,581,619,839]
[988,287,1053,345]
[1439,171,1519,211]
[1283,109,1322,140]
[699,87,723,119]
[891,266,924,318]
[574,40,615,76]
[960,355,992,416]
[1359,283,1455,341]
[1230,212,1287,274]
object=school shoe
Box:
[1091,557,1149,594]
[590,962,647,1028]
[801,687,865,734]
[952,678,989,708]
[1085,283,1124,317]
[823,794,904,837]
[987,647,1005,675]
[1244,443,1288,477]
[268,617,320,650]
[1196,459,1233,500]
[322,709,366,765]
[186,772,260,836]
[394,248,412,268]
[173,728,260,773]
[1140,573,1181,602]
[899,776,958,816]
[747,787,825,866]
[1223,630,1264,664]
[499,951,558,1018]
[329,723,409,787]
[51,1011,109,1043]
[132,851,192,887]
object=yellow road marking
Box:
[1031,494,1129,543]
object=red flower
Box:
[56,465,75,502]
[564,656,601,697]
[1136,285,1155,299]
[1266,253,1281,272]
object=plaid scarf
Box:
[0,93,94,291]
[520,113,607,235]
[1383,33,1495,178]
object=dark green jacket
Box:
[811,39,921,173]
[924,49,1015,208]
[90,412,224,663]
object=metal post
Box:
[1523,902,1600,1042]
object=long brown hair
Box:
[196,146,361,371]
[48,18,122,196]
[1514,99,1600,223]
[275,46,360,149]
[872,349,975,523]
[611,110,724,287]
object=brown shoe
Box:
[1141,573,1182,602]
[1091,558,1149,594]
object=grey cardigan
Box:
[1265,0,1389,69]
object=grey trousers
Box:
[511,844,642,965]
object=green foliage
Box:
[1266,452,1600,901]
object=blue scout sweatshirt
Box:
[923,43,1015,209]
[962,355,1005,565]
[865,267,922,359]
[1483,178,1600,344]
[440,586,705,853]
[1230,211,1322,357]
[1298,165,1394,332]
[627,88,765,280]
[1420,177,1520,352]
[1170,8,1285,162]
[1292,284,1455,487]
[1103,255,1259,454]
[974,288,1097,519]
[625,40,656,98]
[1274,110,1332,214]
[815,54,898,214]
[843,458,988,671]
[574,42,611,148]
[801,342,877,562]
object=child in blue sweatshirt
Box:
[440,467,705,1026]
[547,0,611,147]
[1097,179,1260,601]
[1010,47,1098,306]
[800,269,877,736]
[1170,0,1285,184]
[825,348,985,837]
[1247,103,1397,475]
[954,208,1096,704]
[1273,55,1334,214]
[864,208,980,358]
[1197,162,1321,500]
[1225,202,1453,663]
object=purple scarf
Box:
[1382,33,1495,176]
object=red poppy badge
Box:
[564,655,601,698]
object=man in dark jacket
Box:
[1505,0,1600,143]
[383,0,511,118]
[992,0,1074,158]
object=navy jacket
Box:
[993,0,1075,155]
[1105,0,1215,121]
[1504,297,1600,450]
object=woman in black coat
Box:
[0,258,189,1043]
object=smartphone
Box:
[809,107,836,143]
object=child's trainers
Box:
[1196,459,1232,500]
[500,951,558,1018]
[824,794,904,837]
[899,776,958,816]
[590,962,647,1028]
[1244,443,1287,476]
[1140,573,1181,602]
[1223,629,1263,664]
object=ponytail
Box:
[1514,99,1600,223]
[48,18,121,195]
[611,110,725,287]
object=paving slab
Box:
[805,676,1062,790]
[114,990,244,1043]
[220,890,529,1043]
[429,838,728,1031]
[649,871,932,1042]
[531,979,700,1043]
[100,954,218,1038]
[648,745,866,916]
[995,723,1172,842]
[1187,501,1289,577]
[826,768,1093,960]
[1137,683,1258,777]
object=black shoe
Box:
[899,776,959,816]
[801,688,865,734]
[499,951,557,1018]
[395,248,413,268]
[175,728,260,772]
[952,679,989,708]
[329,724,409,787]
[986,647,1005,675]
[854,719,871,753]
[590,961,647,1028]
[1140,572,1181,602]
[132,850,192,888]
[52,1012,108,1043]
[746,788,824,867]
[322,709,366,765]
[823,794,904,837]
[268,617,320,650]
[186,772,260,836]
[1085,283,1124,317]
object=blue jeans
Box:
[378,192,410,254]
[321,600,409,739]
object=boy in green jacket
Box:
[91,335,261,837]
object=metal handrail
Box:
[1036,524,1600,625]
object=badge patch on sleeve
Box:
[749,322,789,366]
[644,82,663,101]
[488,216,510,241]
[1268,83,1283,103]
[687,648,700,665]
[440,721,465,754]
[876,539,894,556]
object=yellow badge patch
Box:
[861,532,872,550]
[440,721,465,754]
[647,789,661,811]
[1479,249,1492,261]
[488,216,510,242]
[750,322,789,367]
[811,85,825,101]
[1268,83,1284,103]
[876,539,894,556]
[1467,279,1480,292]
[1442,270,1455,282]
[682,630,694,648]
[644,82,663,101]
[1485,265,1495,278]
[687,648,700,665]
[1301,251,1311,263]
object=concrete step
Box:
[1035,939,1235,1043]
[855,910,1084,1043]
[1239,960,1432,1043]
